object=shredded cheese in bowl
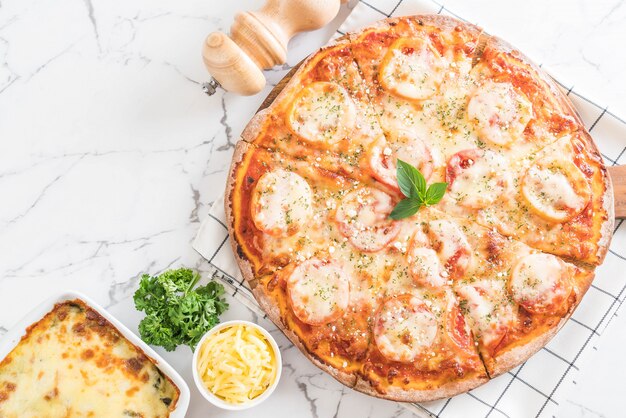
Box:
[192,321,281,409]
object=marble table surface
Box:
[1,0,625,417]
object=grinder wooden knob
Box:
[202,0,348,96]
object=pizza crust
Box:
[352,373,489,403]
[583,128,615,264]
[488,269,596,377]
[224,139,259,291]
[350,14,483,38]
[488,318,567,378]
[599,169,615,260]
[224,13,614,402]
[251,284,358,388]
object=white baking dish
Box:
[0,290,190,417]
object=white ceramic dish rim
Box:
[0,290,190,417]
[192,319,283,411]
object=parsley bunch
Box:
[134,268,228,351]
[389,159,448,220]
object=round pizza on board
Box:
[225,15,613,402]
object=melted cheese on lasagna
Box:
[0,300,179,417]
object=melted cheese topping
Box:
[251,169,313,236]
[335,187,401,252]
[427,220,472,277]
[287,259,350,325]
[379,97,421,133]
[374,295,438,362]
[467,81,532,146]
[456,280,517,348]
[196,324,277,404]
[369,131,434,190]
[447,149,512,209]
[372,43,562,173]
[407,247,445,287]
[521,160,591,222]
[379,38,445,101]
[509,253,571,314]
[287,81,357,145]
[0,301,178,417]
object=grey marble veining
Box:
[1,0,625,417]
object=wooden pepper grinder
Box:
[202,0,348,96]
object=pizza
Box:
[225,15,613,402]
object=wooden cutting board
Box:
[255,62,626,219]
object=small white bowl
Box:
[192,320,282,410]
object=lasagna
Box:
[0,299,179,417]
